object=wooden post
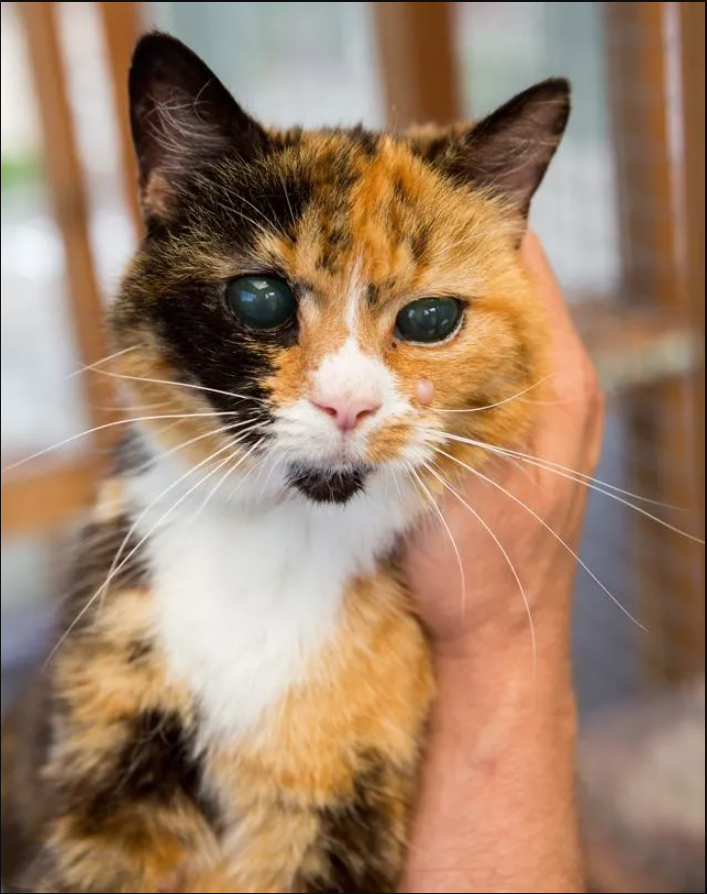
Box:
[18,1,116,452]
[97,1,144,234]
[373,2,461,128]
[677,0,705,641]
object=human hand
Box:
[404,232,605,663]
[398,233,597,893]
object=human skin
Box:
[401,232,604,893]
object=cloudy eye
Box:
[226,276,296,330]
[395,297,463,344]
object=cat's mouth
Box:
[285,463,371,504]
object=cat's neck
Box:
[128,446,416,574]
[124,446,418,740]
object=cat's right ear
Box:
[129,33,270,224]
[413,79,571,223]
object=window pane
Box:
[1,531,66,716]
[455,1,620,300]
[148,2,384,128]
[1,1,89,461]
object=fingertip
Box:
[520,231,572,322]
[521,230,552,281]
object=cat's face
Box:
[113,34,570,506]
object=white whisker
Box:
[67,345,139,379]
[189,437,265,526]
[433,431,702,539]
[1,410,247,475]
[44,437,244,667]
[433,446,648,631]
[124,417,263,477]
[280,172,296,229]
[406,463,467,615]
[255,451,286,501]
[96,421,267,616]
[423,460,537,675]
[425,429,687,514]
[433,375,553,414]
[91,367,267,408]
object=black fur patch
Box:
[247,169,314,240]
[112,430,153,477]
[84,710,219,830]
[127,639,153,664]
[407,132,454,165]
[118,157,315,439]
[409,224,431,264]
[286,464,369,504]
[298,756,406,893]
[149,281,279,440]
[350,124,379,158]
[392,175,411,206]
[63,515,149,634]
[115,711,202,804]
[318,226,352,275]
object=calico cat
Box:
[1,33,570,894]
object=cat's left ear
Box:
[129,32,270,223]
[429,79,571,220]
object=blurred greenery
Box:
[1,154,41,194]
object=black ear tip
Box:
[544,76,571,95]
[132,31,168,68]
[525,77,572,105]
[534,77,572,110]
[131,30,188,64]
[129,32,202,90]
[526,77,572,134]
[130,31,173,90]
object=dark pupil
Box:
[227,277,296,330]
[395,298,461,343]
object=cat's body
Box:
[2,462,430,893]
[1,34,570,893]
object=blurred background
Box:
[1,2,704,891]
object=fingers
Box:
[521,231,576,337]
[520,232,604,468]
[521,231,592,382]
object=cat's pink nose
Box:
[311,395,382,432]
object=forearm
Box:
[401,620,584,894]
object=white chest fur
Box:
[131,460,414,741]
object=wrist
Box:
[402,621,583,893]
[434,643,577,741]
[433,576,575,672]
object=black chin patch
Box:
[287,465,369,504]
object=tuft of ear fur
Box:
[129,32,270,224]
[431,79,571,219]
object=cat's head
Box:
[112,33,570,508]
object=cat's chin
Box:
[285,463,371,505]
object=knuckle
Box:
[580,354,603,405]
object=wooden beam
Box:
[574,303,703,396]
[604,2,676,308]
[373,2,461,128]
[97,1,144,234]
[1,458,99,537]
[18,1,117,452]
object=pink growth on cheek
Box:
[416,378,435,406]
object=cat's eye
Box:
[395,297,463,344]
[226,276,296,331]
